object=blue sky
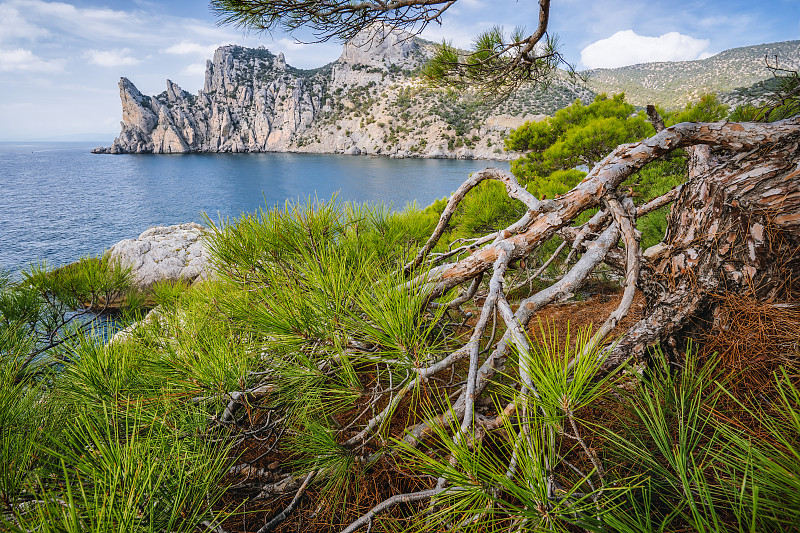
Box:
[0,0,798,141]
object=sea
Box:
[0,142,508,274]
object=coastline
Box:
[92,144,519,161]
[1,144,502,271]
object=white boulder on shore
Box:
[107,222,210,290]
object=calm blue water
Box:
[0,142,507,272]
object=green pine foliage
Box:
[506,93,654,179]
[628,154,686,248]
[397,334,800,532]
[663,93,730,125]
[503,93,674,250]
[0,259,240,530]
[3,194,800,531]
[3,90,799,531]
[503,93,743,250]
[730,69,800,122]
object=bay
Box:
[0,142,508,272]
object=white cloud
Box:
[180,22,244,42]
[0,4,49,42]
[0,47,63,72]
[163,41,220,56]
[181,62,207,76]
[2,0,241,47]
[580,30,710,69]
[275,38,312,51]
[85,48,141,67]
[6,0,148,42]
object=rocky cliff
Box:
[106,46,325,154]
[100,28,796,158]
[97,26,592,159]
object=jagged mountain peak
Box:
[337,24,423,69]
[165,80,189,102]
[119,76,142,97]
[98,33,795,157]
[199,24,427,75]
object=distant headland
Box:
[94,26,799,159]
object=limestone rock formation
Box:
[97,26,592,159]
[96,30,796,160]
[338,24,421,69]
[107,222,210,290]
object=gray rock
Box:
[109,305,162,345]
[97,24,562,160]
[338,23,420,69]
[107,222,210,290]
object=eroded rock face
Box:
[106,44,326,155]
[107,222,209,290]
[336,24,422,71]
[99,25,594,160]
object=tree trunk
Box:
[411,117,800,380]
[221,117,800,532]
[608,120,800,366]
[396,117,800,450]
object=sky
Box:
[0,0,798,141]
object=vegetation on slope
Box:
[582,39,800,108]
[2,90,800,533]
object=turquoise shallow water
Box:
[0,142,507,272]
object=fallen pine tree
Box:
[3,116,800,533]
[191,113,799,532]
[4,0,800,527]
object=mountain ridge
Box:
[96,25,593,157]
[96,30,798,157]
[583,39,800,107]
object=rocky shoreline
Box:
[106,222,211,291]
[91,143,518,160]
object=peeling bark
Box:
[413,117,800,370]
[609,118,800,365]
[240,117,800,533]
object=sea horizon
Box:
[0,141,507,274]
